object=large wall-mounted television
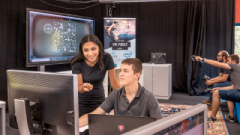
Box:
[26,8,94,67]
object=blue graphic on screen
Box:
[28,11,94,63]
[153,112,204,135]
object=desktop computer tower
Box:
[151,53,166,64]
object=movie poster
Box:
[104,18,136,67]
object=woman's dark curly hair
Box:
[71,34,105,71]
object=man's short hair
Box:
[220,50,229,60]
[122,58,142,74]
[229,54,240,64]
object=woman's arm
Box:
[77,74,93,93]
[108,69,120,90]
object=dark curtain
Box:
[113,0,234,95]
[185,1,207,95]
[0,0,235,104]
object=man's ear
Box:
[224,56,227,61]
[135,72,141,79]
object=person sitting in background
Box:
[203,50,231,105]
[194,54,240,122]
[79,58,164,127]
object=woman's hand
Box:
[82,83,93,92]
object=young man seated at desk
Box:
[79,58,164,127]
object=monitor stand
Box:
[38,65,45,72]
[14,98,34,135]
[14,99,42,135]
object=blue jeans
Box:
[209,81,232,102]
[219,90,240,102]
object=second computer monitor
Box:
[123,104,207,135]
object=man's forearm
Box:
[204,59,231,70]
[211,77,227,84]
[79,107,106,127]
[210,76,220,81]
[204,59,221,67]
[79,114,88,127]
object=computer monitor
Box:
[26,8,95,67]
[122,104,207,135]
[7,70,79,135]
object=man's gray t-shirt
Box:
[100,84,164,120]
[228,64,240,89]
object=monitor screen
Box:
[26,8,94,67]
[122,104,207,135]
[7,70,79,135]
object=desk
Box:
[141,63,172,100]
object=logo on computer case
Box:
[118,124,125,132]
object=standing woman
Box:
[71,34,120,117]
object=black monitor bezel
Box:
[26,8,95,67]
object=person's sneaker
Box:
[225,114,235,122]
[203,100,212,105]
[207,116,217,122]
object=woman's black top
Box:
[72,53,114,117]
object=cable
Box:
[39,0,100,10]
[56,0,98,4]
